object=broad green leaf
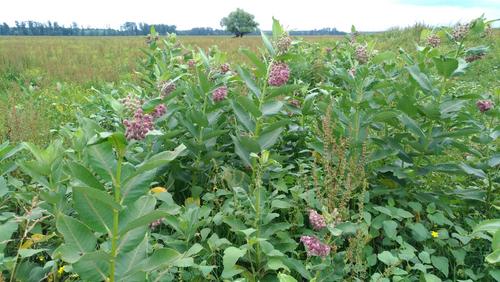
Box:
[141,248,182,271]
[398,114,425,139]
[231,100,256,132]
[221,247,247,279]
[73,187,113,234]
[236,96,262,118]
[72,251,110,281]
[423,273,442,282]
[378,251,399,266]
[118,196,156,253]
[0,176,7,197]
[272,17,284,40]
[240,48,266,77]
[136,144,186,173]
[73,186,122,211]
[486,250,500,264]
[237,66,261,98]
[119,210,168,235]
[433,56,458,78]
[67,162,105,190]
[258,126,284,150]
[121,169,156,205]
[18,248,47,258]
[56,214,96,253]
[231,135,261,167]
[431,256,449,277]
[116,236,148,281]
[459,163,486,178]
[262,101,284,116]
[383,220,398,240]
[473,219,500,235]
[86,142,116,182]
[406,65,434,93]
[261,31,276,57]
[278,273,298,282]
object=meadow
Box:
[0,19,499,281]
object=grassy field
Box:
[0,31,498,144]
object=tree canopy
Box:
[220,8,259,37]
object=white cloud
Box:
[1,0,499,31]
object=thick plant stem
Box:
[109,154,123,282]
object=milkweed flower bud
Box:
[300,236,331,257]
[308,209,326,230]
[268,62,290,86]
[152,104,166,119]
[290,99,300,108]
[276,34,292,55]
[120,94,143,114]
[123,108,154,140]
[212,86,228,102]
[427,34,441,48]
[159,81,176,98]
[476,99,493,113]
[452,24,469,41]
[355,45,369,64]
[188,59,196,68]
[150,219,163,230]
[220,63,230,74]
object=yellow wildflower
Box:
[57,266,64,276]
[150,187,167,194]
[431,231,439,238]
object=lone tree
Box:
[220,8,259,37]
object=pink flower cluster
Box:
[123,108,154,141]
[452,24,469,42]
[268,62,290,86]
[355,45,369,64]
[188,59,196,68]
[300,236,331,257]
[220,63,230,74]
[427,34,441,48]
[120,94,143,114]
[290,99,300,108]
[212,86,228,102]
[476,100,493,113]
[308,209,327,230]
[152,104,167,118]
[159,81,176,98]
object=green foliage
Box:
[220,8,259,37]
[0,17,498,281]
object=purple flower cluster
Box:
[465,53,485,63]
[212,86,228,102]
[152,104,167,119]
[159,81,176,98]
[120,94,143,114]
[308,209,326,230]
[276,35,292,54]
[452,24,469,42]
[300,236,331,257]
[427,34,441,48]
[355,45,369,64]
[123,109,154,141]
[476,100,493,113]
[268,62,290,86]
[220,63,230,74]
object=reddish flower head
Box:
[152,104,166,119]
[427,34,441,48]
[123,108,154,141]
[220,63,230,74]
[308,209,327,230]
[476,100,493,113]
[300,235,331,257]
[212,86,228,102]
[268,62,290,86]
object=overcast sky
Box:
[1,0,499,31]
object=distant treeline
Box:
[0,21,346,36]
